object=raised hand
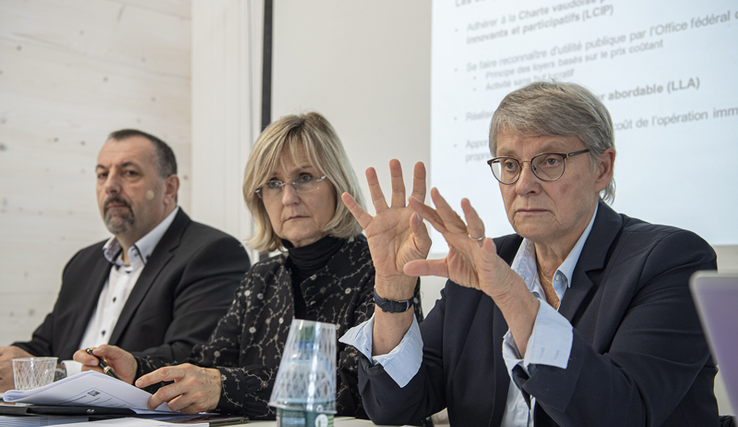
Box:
[405,188,522,302]
[135,364,221,414]
[73,345,138,385]
[341,160,431,301]
[405,188,539,354]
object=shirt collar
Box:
[102,207,179,269]
[510,203,599,292]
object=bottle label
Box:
[276,408,334,427]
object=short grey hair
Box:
[242,112,366,252]
[489,81,616,203]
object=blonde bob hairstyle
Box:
[243,112,366,252]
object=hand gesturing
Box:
[341,160,431,301]
[405,188,520,301]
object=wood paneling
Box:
[0,0,191,345]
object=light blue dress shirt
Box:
[340,206,599,426]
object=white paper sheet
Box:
[45,418,210,426]
[2,371,170,414]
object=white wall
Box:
[0,0,192,345]
[190,0,263,246]
[270,0,447,315]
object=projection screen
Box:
[431,0,738,253]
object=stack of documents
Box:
[31,418,211,426]
[3,371,169,413]
[1,373,250,425]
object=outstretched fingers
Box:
[429,188,469,235]
[410,161,427,204]
[341,192,372,230]
[365,167,389,213]
[389,159,407,208]
[461,198,486,242]
[408,196,447,234]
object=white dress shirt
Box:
[78,207,179,351]
[340,206,599,426]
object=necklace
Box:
[537,263,553,285]
[537,262,560,309]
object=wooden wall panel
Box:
[0,0,191,345]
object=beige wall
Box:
[0,0,192,345]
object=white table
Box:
[244,417,390,426]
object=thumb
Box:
[404,259,449,278]
[410,212,432,255]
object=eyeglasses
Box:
[255,174,328,199]
[487,149,590,184]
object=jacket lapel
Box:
[64,255,112,356]
[558,201,623,322]
[108,209,190,344]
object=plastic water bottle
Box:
[270,320,337,427]
[276,407,334,427]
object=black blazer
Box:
[359,202,720,427]
[14,209,251,362]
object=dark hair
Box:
[107,129,177,178]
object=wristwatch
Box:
[373,288,414,313]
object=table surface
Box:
[248,417,384,426]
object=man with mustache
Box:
[0,129,251,392]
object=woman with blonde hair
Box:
[75,112,423,419]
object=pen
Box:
[85,347,122,380]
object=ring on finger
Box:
[469,234,485,241]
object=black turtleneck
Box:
[283,235,345,319]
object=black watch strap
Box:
[373,288,414,313]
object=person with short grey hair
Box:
[341,81,719,426]
[489,81,616,202]
[489,82,615,203]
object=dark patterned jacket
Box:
[137,234,423,419]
